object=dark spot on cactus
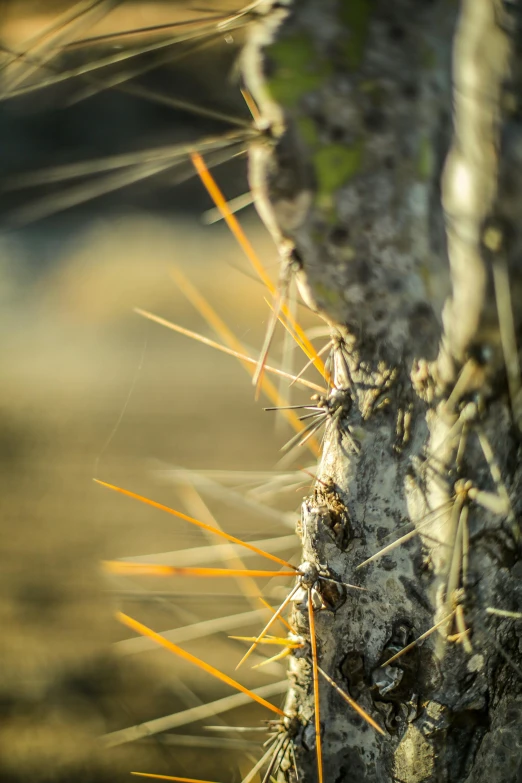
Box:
[409,302,435,336]
[291,247,304,269]
[388,24,406,41]
[384,155,395,170]
[330,125,346,143]
[340,651,365,688]
[335,754,365,782]
[363,108,387,133]
[402,83,418,100]
[319,576,346,611]
[388,277,403,292]
[412,302,433,319]
[505,705,522,723]
[329,226,350,245]
[355,259,372,284]
[467,342,494,367]
[392,621,412,648]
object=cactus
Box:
[1,2,522,782]
[239,1,522,780]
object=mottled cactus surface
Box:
[241,1,522,781]
[1,2,522,783]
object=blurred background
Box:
[0,3,322,782]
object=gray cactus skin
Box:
[241,2,522,781]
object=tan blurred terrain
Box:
[0,3,316,781]
[1,207,311,780]
[0,1,243,43]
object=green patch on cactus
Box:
[419,262,432,297]
[340,0,374,69]
[266,35,331,108]
[319,202,338,222]
[313,280,344,310]
[297,116,320,147]
[311,227,329,246]
[421,43,436,69]
[417,135,434,180]
[360,79,381,96]
[313,142,363,201]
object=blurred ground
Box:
[1,210,305,783]
[0,3,321,781]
